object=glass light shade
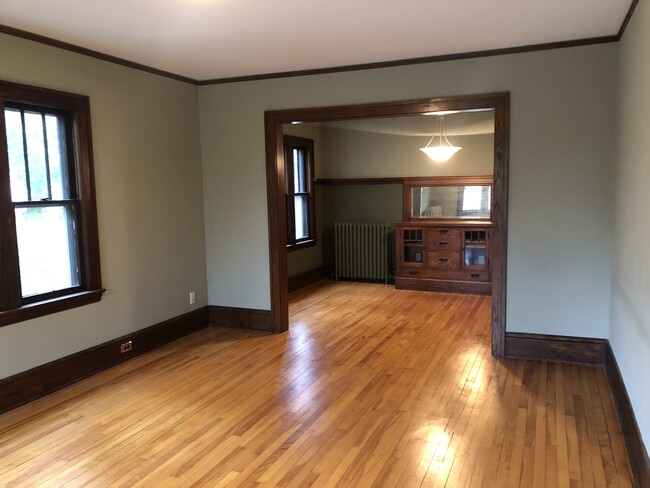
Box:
[419,145,462,162]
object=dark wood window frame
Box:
[0,80,103,327]
[284,135,316,252]
[265,93,509,358]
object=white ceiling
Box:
[0,0,632,81]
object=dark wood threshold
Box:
[209,306,273,332]
[505,332,607,364]
[0,307,209,415]
[288,266,327,293]
[606,343,650,488]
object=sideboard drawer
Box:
[427,234,461,251]
[427,251,461,269]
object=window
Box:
[460,185,491,217]
[0,80,103,327]
[462,186,483,211]
[284,135,316,250]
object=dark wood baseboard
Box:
[395,277,491,295]
[505,332,649,485]
[606,343,650,488]
[288,266,327,293]
[209,305,273,332]
[505,332,607,364]
[0,307,209,415]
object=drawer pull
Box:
[408,270,419,275]
[438,241,449,247]
[437,257,449,263]
[439,229,449,234]
[470,273,481,278]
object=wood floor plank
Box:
[0,280,634,487]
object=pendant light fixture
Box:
[419,115,462,162]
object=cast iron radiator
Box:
[334,222,392,284]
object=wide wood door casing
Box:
[265,93,510,357]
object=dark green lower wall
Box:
[287,184,403,278]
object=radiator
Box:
[334,223,392,284]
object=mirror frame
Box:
[264,92,510,357]
[403,175,493,221]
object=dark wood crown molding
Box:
[197,35,618,85]
[618,0,640,39]
[0,24,195,85]
[0,0,640,87]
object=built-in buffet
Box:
[395,176,493,294]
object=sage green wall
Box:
[0,34,207,379]
[199,44,617,340]
[320,128,494,178]
[612,0,650,450]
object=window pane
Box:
[45,114,70,200]
[293,148,307,193]
[24,111,49,201]
[15,205,80,297]
[4,109,29,201]
[483,186,492,211]
[462,186,482,211]
[294,195,308,239]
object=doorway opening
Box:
[265,93,509,357]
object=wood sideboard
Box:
[395,221,492,294]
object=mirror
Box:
[410,184,491,219]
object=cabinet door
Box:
[398,228,425,270]
[462,229,489,269]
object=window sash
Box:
[5,103,82,304]
[284,136,315,248]
[4,103,75,203]
[14,200,83,304]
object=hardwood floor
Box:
[0,281,633,487]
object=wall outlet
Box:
[120,341,132,353]
[189,291,196,305]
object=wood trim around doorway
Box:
[264,92,510,356]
